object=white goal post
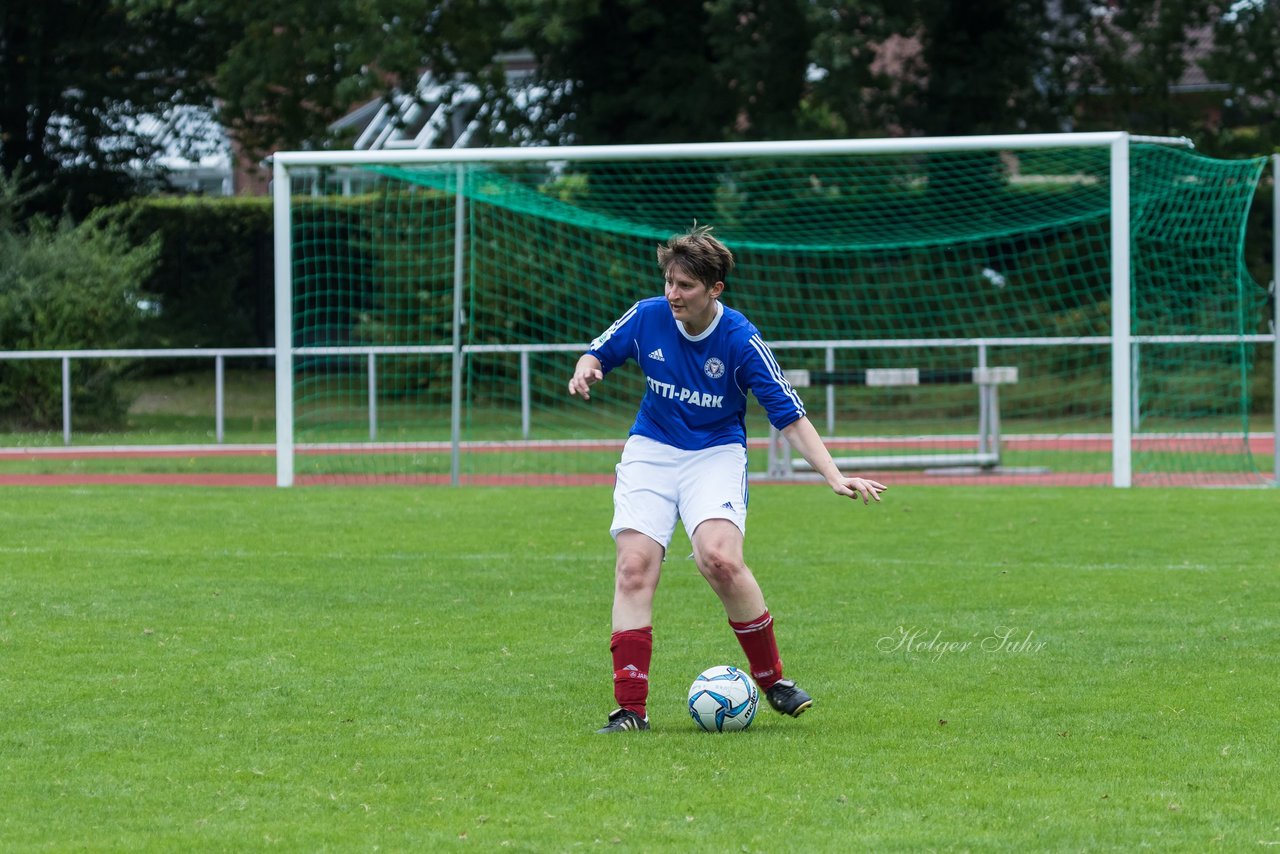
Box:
[269,132,1273,488]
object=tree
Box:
[6,0,1273,230]
[704,0,813,140]
[213,0,515,161]
[509,0,736,145]
[1073,0,1214,137]
[0,1,229,218]
[799,1,916,138]
[909,0,1055,135]
[1205,0,1280,153]
[797,0,1097,139]
[0,0,515,218]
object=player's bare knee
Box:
[696,550,747,591]
[615,552,656,596]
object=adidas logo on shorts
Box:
[648,348,665,362]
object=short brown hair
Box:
[656,224,734,288]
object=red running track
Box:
[1,434,1272,487]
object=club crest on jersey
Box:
[703,357,726,379]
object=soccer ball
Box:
[687,665,759,732]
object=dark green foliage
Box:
[512,0,737,145]
[0,1,230,220]
[704,0,814,140]
[95,197,274,353]
[0,179,159,429]
[1073,0,1214,138]
[910,0,1059,135]
[1204,0,1280,155]
[215,0,514,161]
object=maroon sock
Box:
[730,610,783,690]
[610,626,653,717]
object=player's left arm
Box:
[781,416,886,505]
[738,330,884,504]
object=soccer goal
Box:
[270,133,1275,487]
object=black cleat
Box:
[765,679,813,717]
[595,708,650,733]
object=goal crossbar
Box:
[270,132,1193,168]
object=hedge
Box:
[96,196,275,353]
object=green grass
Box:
[1,485,1277,850]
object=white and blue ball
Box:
[687,665,759,732]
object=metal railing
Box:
[2,337,1274,484]
[0,348,274,445]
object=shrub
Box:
[0,182,159,430]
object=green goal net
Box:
[275,136,1271,487]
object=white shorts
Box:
[610,435,749,550]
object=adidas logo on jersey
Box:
[647,348,665,362]
[721,501,734,510]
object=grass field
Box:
[1,484,1276,850]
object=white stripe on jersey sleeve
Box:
[748,334,806,416]
[589,302,640,352]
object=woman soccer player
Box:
[568,224,886,733]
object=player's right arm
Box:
[570,301,643,400]
[568,353,604,400]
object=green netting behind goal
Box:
[282,142,1270,486]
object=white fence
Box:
[1,335,1276,486]
[0,348,273,445]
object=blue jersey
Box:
[587,297,806,450]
